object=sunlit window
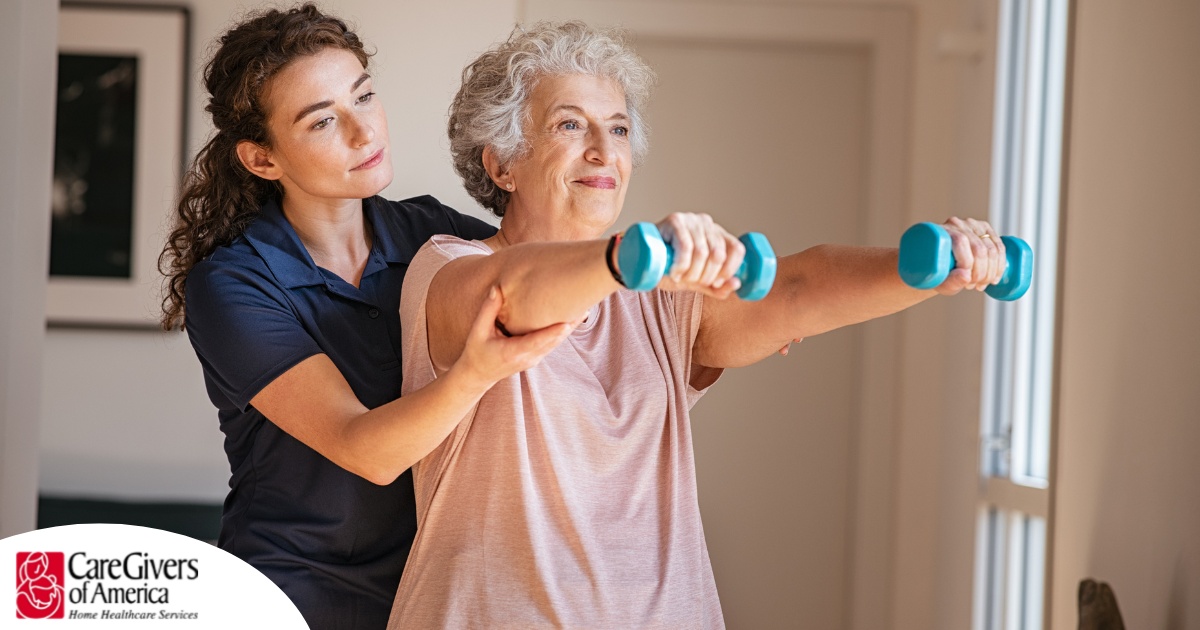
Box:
[973,0,1068,628]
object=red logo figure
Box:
[16,552,65,619]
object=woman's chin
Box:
[354,169,394,199]
[580,205,622,228]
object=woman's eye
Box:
[312,117,333,130]
[560,120,579,131]
[357,91,375,104]
[612,126,629,137]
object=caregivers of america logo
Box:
[14,550,200,620]
[16,552,64,619]
[3,524,306,627]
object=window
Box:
[973,0,1068,628]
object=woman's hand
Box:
[450,286,577,391]
[935,217,1008,295]
[654,212,746,299]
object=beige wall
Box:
[0,0,56,539]
[630,36,873,629]
[1050,0,1200,627]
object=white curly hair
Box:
[447,21,657,216]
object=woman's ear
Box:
[482,146,514,192]
[235,140,282,181]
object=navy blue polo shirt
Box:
[185,195,494,630]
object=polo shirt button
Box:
[368,308,381,319]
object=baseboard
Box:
[37,495,221,543]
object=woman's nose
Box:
[585,129,617,164]
[349,113,375,146]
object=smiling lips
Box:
[574,176,617,189]
[352,149,385,171]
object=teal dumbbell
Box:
[898,222,1033,301]
[616,222,777,301]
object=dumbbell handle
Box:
[616,222,777,301]
[898,222,1033,301]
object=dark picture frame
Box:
[48,3,189,327]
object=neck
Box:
[487,207,610,250]
[281,195,372,285]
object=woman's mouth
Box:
[352,149,385,171]
[574,176,617,189]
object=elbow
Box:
[769,249,835,339]
[493,268,553,336]
[364,471,403,487]
[329,421,417,486]
[357,463,409,487]
[333,450,413,486]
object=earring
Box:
[505,183,514,191]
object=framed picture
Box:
[47,3,189,328]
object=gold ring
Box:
[979,233,993,239]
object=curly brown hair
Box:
[157,3,371,330]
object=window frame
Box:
[973,0,1073,627]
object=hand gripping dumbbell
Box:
[897,222,1033,301]
[615,222,778,301]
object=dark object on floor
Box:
[37,495,221,543]
[1079,578,1126,630]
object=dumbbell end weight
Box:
[617,222,778,300]
[617,223,669,292]
[898,222,953,290]
[986,236,1033,301]
[736,232,776,301]
[897,222,1033,301]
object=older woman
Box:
[387,22,1005,628]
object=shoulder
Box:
[407,235,492,278]
[403,235,492,296]
[191,227,282,281]
[371,195,496,243]
[188,238,273,295]
[185,241,293,327]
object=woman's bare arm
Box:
[694,218,1007,368]
[250,289,572,485]
[426,213,745,372]
[425,239,618,372]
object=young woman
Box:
[157,5,571,628]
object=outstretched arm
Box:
[425,213,746,372]
[693,217,1007,368]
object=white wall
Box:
[622,31,876,629]
[1050,0,1200,627]
[868,0,1001,627]
[1,0,57,539]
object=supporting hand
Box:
[451,286,577,391]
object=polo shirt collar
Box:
[242,196,411,290]
[242,197,325,289]
[362,196,414,265]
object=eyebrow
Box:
[547,104,630,122]
[292,73,372,125]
